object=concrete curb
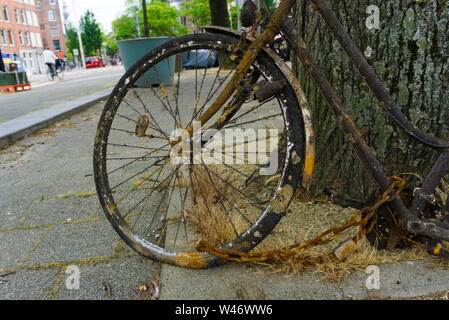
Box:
[0,88,111,148]
[160,259,449,300]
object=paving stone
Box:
[24,217,118,267]
[54,256,160,300]
[0,268,59,300]
[0,227,49,269]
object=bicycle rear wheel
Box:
[93,32,306,268]
[46,69,54,81]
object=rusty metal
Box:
[180,0,296,140]
[197,177,406,263]
[203,26,316,191]
[253,80,287,102]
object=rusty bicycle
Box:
[93,0,449,268]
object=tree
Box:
[112,15,137,40]
[112,1,188,39]
[145,1,189,36]
[208,0,230,28]
[103,33,118,58]
[293,1,449,199]
[65,24,80,60]
[80,10,103,56]
[181,0,211,28]
[142,0,149,37]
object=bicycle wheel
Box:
[93,32,306,268]
[56,69,64,80]
[46,69,54,81]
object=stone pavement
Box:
[0,102,160,300]
[1,70,449,300]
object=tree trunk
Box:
[142,0,149,37]
[209,0,231,28]
[294,1,449,199]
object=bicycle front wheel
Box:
[56,69,64,80]
[93,32,306,268]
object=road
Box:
[0,66,125,123]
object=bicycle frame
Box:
[276,0,449,242]
[255,0,449,244]
[191,0,449,245]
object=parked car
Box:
[85,56,106,69]
[182,49,218,69]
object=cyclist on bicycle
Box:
[56,50,66,71]
[43,47,58,77]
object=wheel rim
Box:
[94,34,305,267]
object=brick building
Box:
[35,0,66,54]
[0,0,45,74]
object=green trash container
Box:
[117,37,175,88]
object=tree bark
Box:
[294,0,449,199]
[209,0,231,28]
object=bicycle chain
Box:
[196,176,406,263]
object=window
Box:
[14,8,19,23]
[48,9,56,21]
[25,31,30,45]
[49,0,57,5]
[20,9,27,24]
[0,30,7,45]
[40,24,45,31]
[26,11,32,25]
[53,39,60,51]
[2,6,9,22]
[18,31,24,45]
[7,30,14,45]
[32,12,38,26]
[50,25,59,37]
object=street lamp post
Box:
[72,0,86,69]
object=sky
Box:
[63,0,127,33]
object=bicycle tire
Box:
[56,69,64,80]
[93,32,306,268]
[46,69,54,81]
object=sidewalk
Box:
[1,69,449,300]
[0,102,160,300]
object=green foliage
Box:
[144,1,189,36]
[181,0,211,28]
[103,33,118,57]
[229,4,241,30]
[112,1,188,40]
[112,15,137,40]
[65,24,80,60]
[80,10,103,56]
